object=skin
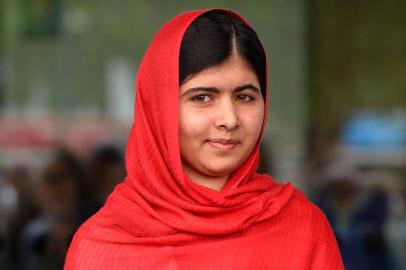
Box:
[179,54,265,191]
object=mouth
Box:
[207,138,240,151]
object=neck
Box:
[183,167,229,192]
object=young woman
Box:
[65,9,344,269]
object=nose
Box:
[214,99,240,130]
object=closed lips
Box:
[208,139,239,144]
[207,139,240,150]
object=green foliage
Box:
[309,0,406,137]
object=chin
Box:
[203,162,239,177]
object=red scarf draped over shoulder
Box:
[65,9,344,270]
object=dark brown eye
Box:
[191,95,212,103]
[237,94,254,102]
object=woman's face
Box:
[179,54,265,187]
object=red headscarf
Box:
[102,8,294,243]
[65,9,344,270]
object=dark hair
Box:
[179,11,267,98]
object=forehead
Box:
[180,55,259,90]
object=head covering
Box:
[72,8,294,245]
[65,10,346,270]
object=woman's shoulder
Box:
[242,181,337,245]
[283,185,344,269]
[65,210,110,269]
[64,207,146,269]
[277,184,337,244]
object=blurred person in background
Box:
[2,165,38,270]
[83,144,126,217]
[386,171,406,270]
[314,165,396,270]
[17,149,83,270]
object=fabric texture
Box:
[65,9,344,269]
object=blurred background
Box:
[0,1,405,269]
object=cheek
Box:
[253,112,264,137]
[241,107,265,142]
[179,107,211,143]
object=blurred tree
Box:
[0,0,5,110]
[308,0,406,142]
[21,0,62,38]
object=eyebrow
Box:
[181,84,260,97]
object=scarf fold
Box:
[88,8,294,245]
